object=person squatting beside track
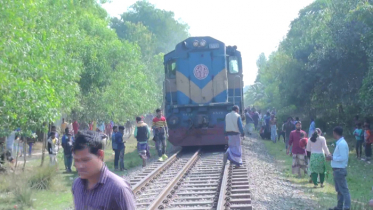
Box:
[152,108,169,162]
[134,116,151,167]
[224,105,245,168]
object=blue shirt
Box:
[331,137,349,168]
[62,134,74,145]
[353,129,363,141]
[115,132,124,150]
[111,132,117,150]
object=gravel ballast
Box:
[244,136,319,210]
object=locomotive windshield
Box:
[228,56,239,74]
[166,60,176,78]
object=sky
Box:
[101,0,315,86]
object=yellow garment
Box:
[52,138,57,145]
[92,121,97,131]
[61,122,67,133]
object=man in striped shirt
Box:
[71,130,135,210]
[152,108,169,162]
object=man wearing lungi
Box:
[224,105,245,168]
[287,121,308,177]
[134,117,151,167]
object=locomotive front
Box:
[163,36,244,146]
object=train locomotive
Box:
[163,36,244,147]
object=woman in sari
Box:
[306,128,330,188]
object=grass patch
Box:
[262,135,373,209]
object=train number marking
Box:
[193,64,209,80]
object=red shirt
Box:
[289,130,307,154]
[72,121,79,135]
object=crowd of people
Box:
[242,106,373,209]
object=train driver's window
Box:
[228,56,239,74]
[167,61,176,78]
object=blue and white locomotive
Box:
[163,36,244,146]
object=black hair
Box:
[156,108,161,113]
[333,126,343,136]
[295,117,299,121]
[113,126,118,130]
[118,126,125,130]
[355,115,359,119]
[65,127,69,133]
[72,130,103,155]
[232,105,239,111]
[311,118,314,121]
[310,131,318,142]
[136,116,142,122]
[357,123,361,128]
[51,126,56,129]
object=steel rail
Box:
[147,148,201,210]
[217,160,229,210]
[132,150,181,195]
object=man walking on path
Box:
[61,128,74,172]
[152,108,169,162]
[72,130,136,209]
[287,121,307,177]
[327,126,351,210]
[223,105,245,168]
[115,126,127,171]
[111,126,119,170]
[134,117,151,167]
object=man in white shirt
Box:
[327,126,351,210]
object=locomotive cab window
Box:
[228,56,239,74]
[166,60,176,78]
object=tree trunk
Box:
[40,132,46,167]
[14,139,19,171]
[22,137,27,171]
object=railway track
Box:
[131,145,251,210]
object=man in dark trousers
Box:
[152,108,169,162]
[111,126,119,170]
[134,117,151,167]
[115,126,127,171]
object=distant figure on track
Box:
[224,105,245,168]
[152,108,169,162]
[72,130,135,210]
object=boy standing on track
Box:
[134,117,151,167]
[152,108,169,162]
[223,105,245,168]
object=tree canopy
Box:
[245,0,373,130]
[0,0,190,136]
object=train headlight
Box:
[200,39,206,47]
[193,40,199,47]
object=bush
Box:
[28,166,57,190]
[13,186,34,208]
